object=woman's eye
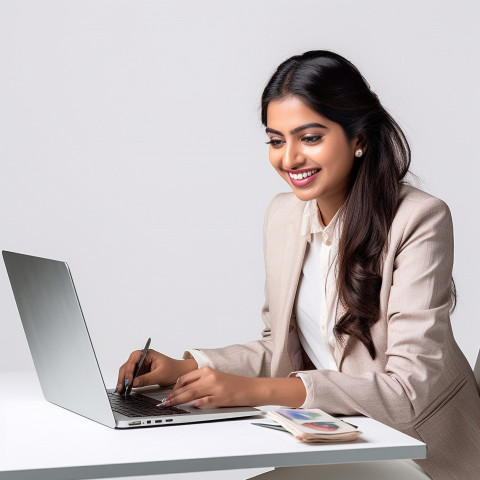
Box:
[303,135,322,144]
[265,139,284,148]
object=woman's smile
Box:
[285,168,321,186]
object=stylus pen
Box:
[125,337,151,395]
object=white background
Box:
[1,0,479,388]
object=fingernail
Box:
[114,386,118,393]
[125,378,129,387]
[160,400,171,407]
[165,393,172,400]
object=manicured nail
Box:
[114,386,118,393]
[125,378,129,387]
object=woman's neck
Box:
[316,199,344,226]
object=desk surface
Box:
[0,371,425,480]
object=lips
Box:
[287,169,320,187]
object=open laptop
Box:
[3,250,261,428]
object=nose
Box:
[283,140,304,170]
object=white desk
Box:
[0,371,426,480]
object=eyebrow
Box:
[265,122,328,136]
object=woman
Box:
[117,51,480,479]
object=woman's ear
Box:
[356,134,368,154]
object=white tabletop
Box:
[0,371,425,480]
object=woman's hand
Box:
[159,367,255,408]
[160,367,265,408]
[161,368,307,408]
[116,349,197,394]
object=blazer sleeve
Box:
[182,195,280,378]
[288,196,456,426]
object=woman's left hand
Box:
[160,367,260,408]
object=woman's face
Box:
[266,95,362,217]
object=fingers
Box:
[132,370,159,388]
[116,350,142,394]
[169,368,205,394]
[161,368,214,407]
[161,388,205,408]
[158,368,252,408]
[191,396,216,408]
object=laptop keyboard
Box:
[108,392,190,418]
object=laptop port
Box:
[147,420,151,424]
[166,419,173,422]
[128,421,141,426]
[155,420,162,424]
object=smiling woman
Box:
[116,51,480,480]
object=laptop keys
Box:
[108,392,190,417]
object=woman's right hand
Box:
[116,349,198,394]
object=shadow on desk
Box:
[246,460,430,479]
[96,460,429,480]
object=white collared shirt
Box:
[295,200,341,372]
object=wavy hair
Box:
[260,50,412,360]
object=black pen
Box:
[125,338,151,395]
[340,419,358,429]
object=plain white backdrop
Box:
[1,0,479,391]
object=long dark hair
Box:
[260,50,411,360]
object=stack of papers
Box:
[265,408,362,443]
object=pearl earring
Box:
[355,149,363,158]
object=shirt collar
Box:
[300,200,344,245]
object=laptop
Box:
[3,250,261,428]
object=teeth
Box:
[289,169,319,180]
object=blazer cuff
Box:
[183,349,215,369]
[288,371,314,409]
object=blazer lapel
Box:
[282,237,308,372]
[279,234,308,329]
[272,203,308,371]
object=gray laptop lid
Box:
[3,251,116,428]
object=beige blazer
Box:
[188,184,480,480]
